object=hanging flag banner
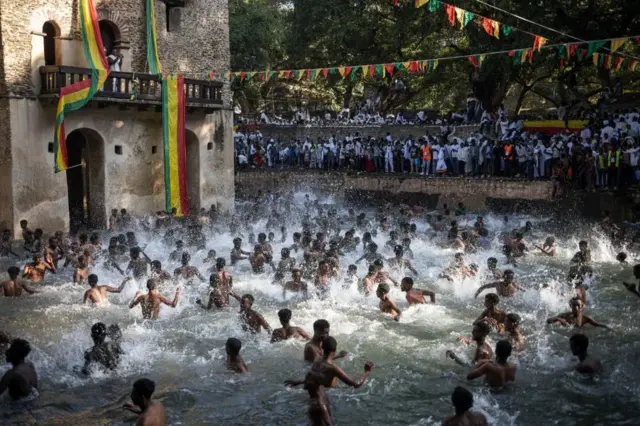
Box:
[162,74,189,217]
[54,0,109,173]
[145,0,162,74]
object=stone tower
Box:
[0,0,234,235]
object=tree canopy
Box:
[228,0,640,115]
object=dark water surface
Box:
[2,197,640,425]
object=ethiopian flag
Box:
[54,0,109,173]
[146,0,162,74]
[162,75,189,216]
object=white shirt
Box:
[580,128,592,140]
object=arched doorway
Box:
[185,130,200,213]
[65,129,106,233]
[42,21,60,65]
[98,20,120,56]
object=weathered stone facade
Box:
[0,0,234,235]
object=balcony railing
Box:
[39,66,223,109]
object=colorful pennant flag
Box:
[428,0,441,12]
[533,36,547,51]
[445,5,455,26]
[455,8,474,28]
[415,0,429,7]
[467,56,479,68]
[162,74,189,216]
[145,0,162,74]
[54,0,109,173]
[610,38,626,53]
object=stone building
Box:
[0,0,234,235]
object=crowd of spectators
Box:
[234,108,640,192]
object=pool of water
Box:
[2,196,640,425]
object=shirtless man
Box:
[73,255,90,284]
[387,246,418,276]
[447,322,493,367]
[355,242,383,265]
[486,257,503,280]
[45,237,65,267]
[22,253,56,282]
[441,253,472,281]
[238,294,272,334]
[304,319,347,363]
[361,265,379,295]
[622,264,640,298]
[473,293,506,331]
[82,322,124,374]
[315,260,331,290]
[285,337,373,426]
[0,339,38,400]
[546,297,610,329]
[249,245,267,274]
[467,340,516,388]
[126,247,148,280]
[0,229,13,257]
[173,253,205,282]
[503,313,524,352]
[168,240,185,263]
[197,258,238,309]
[274,248,296,283]
[271,309,311,343]
[283,269,309,298]
[570,333,603,374]
[474,270,525,298]
[442,387,487,426]
[123,378,166,426]
[226,337,248,373]
[149,261,172,285]
[257,232,274,262]
[2,266,39,297]
[20,220,34,252]
[536,236,556,256]
[400,277,435,304]
[129,279,181,320]
[230,237,251,266]
[83,274,130,305]
[571,240,592,265]
[376,283,401,321]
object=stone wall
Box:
[235,171,553,211]
[252,124,481,141]
[0,0,231,105]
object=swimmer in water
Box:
[73,255,90,284]
[571,240,592,265]
[0,338,38,400]
[285,337,373,426]
[271,309,311,343]
[447,322,493,367]
[238,294,272,334]
[616,252,628,265]
[473,293,506,331]
[474,269,525,298]
[2,266,40,297]
[82,322,124,375]
[22,253,56,282]
[304,319,347,363]
[230,237,251,266]
[126,247,148,280]
[173,253,206,282]
[361,265,378,295]
[570,333,603,374]
[83,274,131,305]
[376,283,401,321]
[283,269,309,298]
[466,340,516,388]
[503,313,524,352]
[546,297,611,329]
[622,264,640,298]
[149,260,172,285]
[129,279,181,320]
[486,257,503,280]
[387,246,418,276]
[249,244,267,274]
[535,236,556,256]
[168,240,185,263]
[274,247,296,283]
[400,277,436,304]
[123,378,166,426]
[442,386,487,426]
[197,258,237,309]
[226,337,248,373]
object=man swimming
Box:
[2,266,40,297]
[173,253,206,282]
[546,297,611,329]
[82,322,124,374]
[503,313,524,352]
[73,255,90,284]
[447,322,493,367]
[129,279,181,320]
[442,387,487,426]
[274,248,296,283]
[230,237,251,265]
[285,337,373,426]
[474,270,525,298]
[238,294,272,334]
[535,237,556,256]
[622,264,640,298]
[225,337,248,373]
[376,283,401,321]
[283,269,309,298]
[570,333,602,374]
[126,247,148,280]
[466,340,516,388]
[386,246,418,276]
[0,338,38,400]
[83,274,131,305]
[22,253,56,282]
[486,257,503,279]
[123,378,166,426]
[197,258,237,309]
[304,319,347,363]
[271,309,312,343]
[473,293,506,331]
[400,277,435,304]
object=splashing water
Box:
[1,193,640,425]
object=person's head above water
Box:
[278,308,292,326]
[281,247,290,258]
[322,336,338,358]
[400,277,414,291]
[91,322,107,344]
[472,322,491,341]
[146,279,158,291]
[487,257,498,267]
[181,252,191,266]
[7,266,20,280]
[484,293,500,308]
[394,245,404,257]
[88,274,99,287]
[130,247,141,259]
[376,283,390,297]
[131,378,156,407]
[451,386,474,416]
[570,333,589,356]
[312,319,330,340]
[616,252,627,263]
[495,340,512,363]
[225,337,242,356]
[5,338,31,366]
[505,313,521,329]
[240,294,254,309]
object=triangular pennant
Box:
[338,67,346,78]
[586,41,606,57]
[568,44,578,57]
[428,0,441,12]
[432,59,439,70]
[409,61,419,73]
[482,18,493,37]
[268,71,276,80]
[225,72,231,81]
[533,36,547,51]
[593,53,600,66]
[350,66,359,80]
[297,70,305,81]
[614,57,624,71]
[610,38,626,53]
[427,60,434,72]
[521,49,530,64]
[384,63,395,76]
[602,55,610,69]
[257,72,264,80]
[579,49,587,61]
[240,71,247,80]
[557,45,566,58]
[343,66,352,78]
[415,0,429,7]
[285,70,292,78]
[329,68,337,75]
[479,54,487,66]
[321,68,329,79]
[454,7,465,28]
[502,25,512,37]
[492,21,500,39]
[467,56,479,68]
[361,65,369,78]
[445,4,455,26]
[209,72,215,80]
[372,65,381,78]
[402,61,411,70]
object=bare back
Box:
[136,401,166,426]
[443,412,487,426]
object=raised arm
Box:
[161,287,182,308]
[129,291,143,309]
[420,289,436,303]
[257,313,272,333]
[474,283,497,298]
[108,277,132,293]
[466,362,491,380]
[334,362,373,388]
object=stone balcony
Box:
[39,65,223,112]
